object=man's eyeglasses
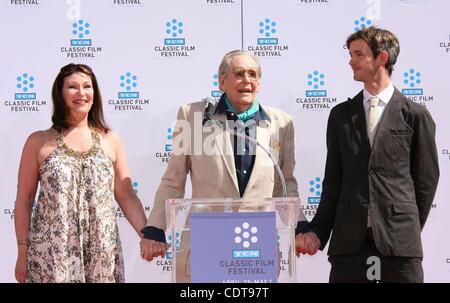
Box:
[229,69,259,81]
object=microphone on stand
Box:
[202,97,219,127]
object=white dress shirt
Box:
[362,83,394,228]
[363,83,394,143]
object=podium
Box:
[165,197,300,283]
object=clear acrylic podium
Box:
[165,197,300,283]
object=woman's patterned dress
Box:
[27,130,124,282]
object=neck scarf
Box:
[224,95,259,122]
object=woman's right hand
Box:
[15,253,27,283]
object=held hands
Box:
[295,231,321,256]
[139,238,170,262]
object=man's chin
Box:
[235,100,253,111]
[238,99,253,106]
[237,95,254,103]
[353,75,363,82]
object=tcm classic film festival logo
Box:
[301,177,322,220]
[115,181,140,218]
[439,34,450,56]
[297,0,330,5]
[2,73,47,113]
[218,221,274,282]
[446,257,450,275]
[115,181,152,219]
[2,201,18,222]
[401,68,434,107]
[203,0,238,5]
[156,231,180,273]
[296,70,337,110]
[276,234,289,273]
[343,16,374,50]
[110,0,143,6]
[154,18,196,58]
[211,73,221,98]
[107,72,150,112]
[247,18,288,58]
[442,148,450,164]
[155,126,173,165]
[7,0,40,7]
[2,200,37,223]
[60,19,102,59]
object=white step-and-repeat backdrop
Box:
[1,0,449,282]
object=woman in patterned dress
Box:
[14,63,147,282]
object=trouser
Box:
[328,229,423,283]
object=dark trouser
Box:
[328,231,423,283]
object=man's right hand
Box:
[139,238,170,262]
[295,231,321,256]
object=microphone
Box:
[200,97,288,199]
[202,97,220,126]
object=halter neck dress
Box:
[27,130,124,282]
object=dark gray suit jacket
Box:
[310,88,439,257]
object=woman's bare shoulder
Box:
[25,128,57,147]
[25,128,59,166]
[95,129,120,163]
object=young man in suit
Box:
[296,27,439,282]
[140,50,308,281]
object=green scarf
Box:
[224,95,259,122]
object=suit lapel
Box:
[348,91,371,158]
[211,107,274,198]
[371,88,405,151]
[243,119,272,198]
[213,114,240,194]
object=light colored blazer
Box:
[146,101,304,281]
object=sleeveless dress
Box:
[27,130,125,283]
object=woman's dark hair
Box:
[51,63,109,133]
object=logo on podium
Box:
[190,212,277,283]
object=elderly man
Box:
[140,50,308,281]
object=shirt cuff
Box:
[141,226,166,243]
[295,220,311,235]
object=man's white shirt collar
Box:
[363,83,394,111]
